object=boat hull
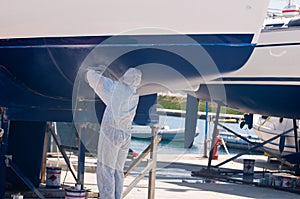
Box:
[0,0,270,122]
[196,27,300,119]
[1,0,268,41]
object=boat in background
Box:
[253,115,300,156]
[131,125,199,142]
[282,0,300,17]
[196,13,300,119]
[219,129,261,151]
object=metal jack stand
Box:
[207,103,221,170]
[47,122,78,182]
[5,156,45,199]
[77,124,87,188]
[123,125,161,199]
[204,104,297,169]
[216,123,296,168]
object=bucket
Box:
[46,166,61,189]
[282,177,292,188]
[265,173,273,185]
[65,188,86,199]
[274,176,282,187]
[243,159,255,175]
[11,194,23,199]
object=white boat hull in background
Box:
[253,115,300,156]
[131,126,199,142]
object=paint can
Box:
[282,177,292,188]
[65,188,86,199]
[46,166,61,189]
[265,173,273,185]
[75,183,82,190]
[274,176,282,187]
[243,159,255,175]
[11,193,23,199]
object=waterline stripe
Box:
[0,43,255,49]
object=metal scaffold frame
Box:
[45,123,161,198]
[123,125,161,199]
[0,108,9,199]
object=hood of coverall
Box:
[121,68,142,88]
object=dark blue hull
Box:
[0,34,254,122]
[197,84,300,119]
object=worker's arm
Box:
[86,70,114,105]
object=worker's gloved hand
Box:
[85,70,91,83]
[0,128,4,138]
[86,65,106,74]
[84,65,106,83]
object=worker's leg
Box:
[97,131,119,199]
[97,161,115,199]
[115,135,131,199]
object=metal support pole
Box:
[262,147,294,168]
[0,108,9,199]
[41,129,49,183]
[207,103,221,169]
[48,123,78,182]
[203,101,209,158]
[293,119,299,152]
[77,125,86,188]
[148,125,159,199]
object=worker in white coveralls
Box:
[86,68,142,199]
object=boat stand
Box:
[0,108,9,199]
[207,103,221,170]
[47,122,78,183]
[205,104,299,172]
[293,119,299,152]
[123,125,161,199]
[46,122,91,189]
[216,122,296,168]
[215,126,295,168]
[5,156,45,199]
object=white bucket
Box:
[65,188,86,199]
[243,159,255,175]
[46,166,61,189]
[11,194,23,199]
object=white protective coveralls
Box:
[86,68,142,199]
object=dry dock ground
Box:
[31,153,300,199]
